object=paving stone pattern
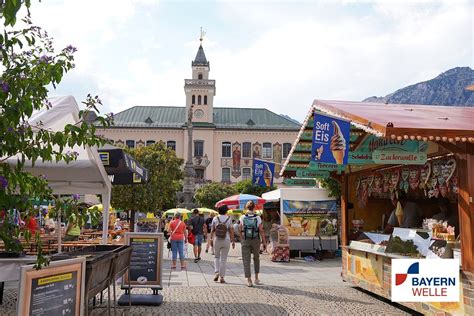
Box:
[0,242,409,315]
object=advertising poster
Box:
[311,113,350,165]
[347,252,383,287]
[252,159,275,187]
[281,200,337,236]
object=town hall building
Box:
[98,41,300,185]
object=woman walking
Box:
[169,212,188,270]
[240,201,266,287]
[210,205,235,283]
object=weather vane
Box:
[200,27,206,44]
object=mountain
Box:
[363,67,474,106]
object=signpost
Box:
[296,169,330,178]
[283,178,317,187]
[17,258,86,316]
[308,161,345,173]
[119,232,164,306]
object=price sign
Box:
[296,169,330,178]
[124,232,163,289]
[17,258,86,316]
[283,178,317,186]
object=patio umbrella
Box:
[87,204,116,213]
[227,209,262,216]
[162,208,191,220]
[197,208,218,216]
[215,194,266,210]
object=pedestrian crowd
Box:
[165,201,266,287]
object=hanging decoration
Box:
[373,173,383,198]
[389,169,400,193]
[382,172,390,193]
[408,167,420,191]
[399,167,410,193]
[367,174,374,197]
[419,162,431,196]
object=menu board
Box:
[17,258,86,316]
[124,232,163,289]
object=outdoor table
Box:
[0,256,36,304]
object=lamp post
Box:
[180,105,196,209]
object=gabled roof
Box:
[192,45,209,67]
[108,106,300,131]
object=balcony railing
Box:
[185,79,215,86]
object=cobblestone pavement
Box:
[0,242,410,315]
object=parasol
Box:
[197,208,218,216]
[162,208,191,220]
[215,194,266,210]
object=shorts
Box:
[194,234,204,247]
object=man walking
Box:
[190,209,207,263]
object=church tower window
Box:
[204,95,207,105]
[198,73,203,79]
[198,95,202,105]
[192,95,195,104]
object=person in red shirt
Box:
[169,213,188,270]
[25,215,39,234]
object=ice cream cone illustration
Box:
[395,201,404,226]
[330,121,346,164]
[263,163,273,187]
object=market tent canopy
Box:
[311,100,474,140]
[215,194,266,210]
[4,95,112,246]
[97,144,149,185]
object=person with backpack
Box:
[239,201,266,287]
[210,205,235,283]
[190,209,207,263]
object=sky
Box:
[25,0,473,121]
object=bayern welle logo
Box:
[391,259,459,302]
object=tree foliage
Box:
[0,1,110,267]
[233,179,277,196]
[194,182,237,209]
[111,142,184,213]
[194,179,277,209]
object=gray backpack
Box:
[215,217,229,239]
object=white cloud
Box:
[26,0,472,121]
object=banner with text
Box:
[253,159,275,187]
[312,112,351,166]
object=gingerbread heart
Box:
[389,169,400,192]
[419,162,431,191]
[400,167,410,193]
[383,172,390,193]
[442,158,456,183]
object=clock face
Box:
[194,109,204,118]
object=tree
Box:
[0,2,110,266]
[111,142,184,213]
[194,182,237,209]
[233,179,277,196]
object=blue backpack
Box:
[243,215,259,239]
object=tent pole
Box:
[57,195,62,254]
[102,192,111,244]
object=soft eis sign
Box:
[391,259,460,302]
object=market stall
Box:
[262,188,338,255]
[281,100,474,315]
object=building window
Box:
[198,95,202,105]
[283,143,292,158]
[195,168,204,180]
[194,140,204,157]
[198,73,203,80]
[242,142,252,158]
[242,167,251,180]
[262,142,272,159]
[192,95,195,104]
[222,168,231,183]
[167,141,176,151]
[222,142,231,158]
[204,95,207,105]
[146,140,155,146]
[125,140,135,149]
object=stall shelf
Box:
[280,99,474,315]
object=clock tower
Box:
[184,31,216,124]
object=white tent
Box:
[5,96,112,250]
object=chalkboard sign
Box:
[124,232,163,289]
[17,258,86,316]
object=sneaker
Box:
[194,258,199,263]
[213,273,219,282]
[205,249,209,253]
